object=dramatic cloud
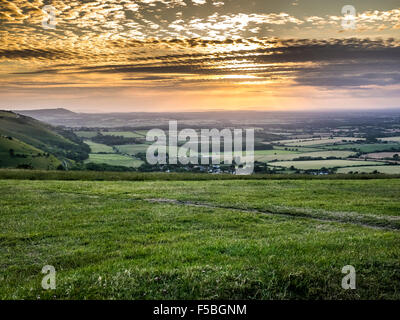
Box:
[0,0,399,111]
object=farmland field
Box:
[101,131,147,138]
[325,143,400,153]
[116,144,194,157]
[272,146,323,152]
[379,137,400,143]
[268,160,383,170]
[274,137,363,147]
[337,165,400,174]
[74,131,98,139]
[254,150,356,162]
[254,149,300,155]
[0,177,399,299]
[362,152,400,159]
[84,141,114,153]
[114,144,150,155]
[85,154,143,167]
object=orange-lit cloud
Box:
[0,1,399,111]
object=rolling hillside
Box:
[0,135,61,170]
[0,111,89,169]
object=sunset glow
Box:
[1,0,399,112]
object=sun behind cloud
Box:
[0,0,399,111]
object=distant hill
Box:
[0,110,90,169]
[17,108,77,117]
[12,108,400,129]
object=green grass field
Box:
[84,141,114,153]
[0,111,88,166]
[337,165,400,174]
[325,143,400,153]
[85,154,143,168]
[379,137,400,143]
[0,112,78,154]
[114,144,150,155]
[273,146,323,152]
[255,150,356,162]
[101,131,147,138]
[0,136,61,170]
[275,137,363,147]
[0,178,399,299]
[268,160,384,170]
[254,149,300,155]
[363,152,400,159]
[74,131,99,139]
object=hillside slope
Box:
[0,135,61,169]
[0,111,89,169]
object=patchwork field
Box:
[272,146,323,152]
[274,137,363,147]
[84,154,143,167]
[0,178,399,300]
[74,128,400,174]
[114,144,150,155]
[254,149,300,155]
[326,143,400,153]
[255,150,356,162]
[362,152,400,159]
[337,165,400,174]
[379,137,400,143]
[268,160,383,170]
[101,131,147,138]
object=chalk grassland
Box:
[268,160,384,170]
[0,136,61,170]
[0,111,89,169]
[337,166,400,174]
[274,137,363,147]
[84,154,143,168]
[0,179,399,299]
[0,112,78,153]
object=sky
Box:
[0,0,399,112]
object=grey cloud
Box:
[0,48,71,60]
[6,38,400,90]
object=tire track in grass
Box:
[144,198,400,231]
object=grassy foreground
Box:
[0,178,399,299]
[1,169,400,181]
